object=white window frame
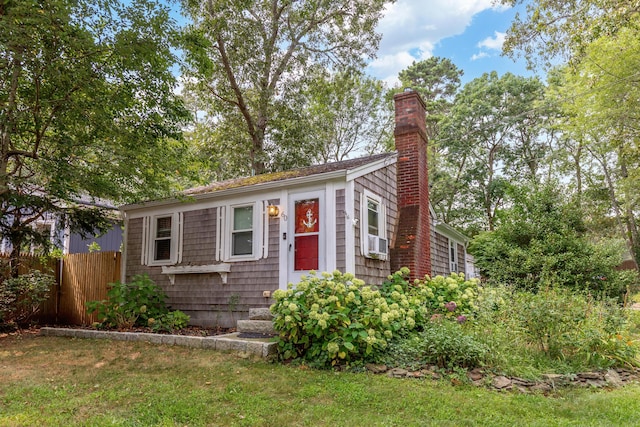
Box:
[449,238,459,273]
[361,190,388,260]
[220,201,265,262]
[144,212,182,266]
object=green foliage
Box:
[378,321,489,370]
[435,72,547,232]
[87,275,170,330]
[270,269,428,367]
[148,310,191,333]
[181,0,388,174]
[1,0,190,272]
[0,270,54,325]
[473,285,640,374]
[270,269,482,368]
[420,273,478,318]
[501,0,638,69]
[552,24,640,269]
[304,69,393,162]
[470,185,628,298]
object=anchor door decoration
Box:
[294,198,320,271]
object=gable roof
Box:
[122,152,396,211]
[185,152,396,196]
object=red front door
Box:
[288,191,324,284]
[294,198,319,271]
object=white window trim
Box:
[220,201,265,262]
[449,238,459,273]
[360,189,388,260]
[144,212,182,266]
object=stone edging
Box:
[39,327,277,359]
[365,364,640,392]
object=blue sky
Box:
[167,0,536,88]
[368,0,535,87]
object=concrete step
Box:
[236,319,275,335]
[249,307,273,320]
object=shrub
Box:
[469,185,629,299]
[420,272,479,318]
[270,269,427,367]
[87,274,170,329]
[149,310,191,333]
[377,320,489,370]
[0,270,54,325]
[472,285,640,373]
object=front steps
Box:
[236,308,276,337]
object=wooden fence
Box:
[2,252,121,325]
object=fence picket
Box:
[1,252,121,325]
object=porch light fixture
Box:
[267,204,280,218]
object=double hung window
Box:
[361,190,387,259]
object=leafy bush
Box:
[271,269,428,367]
[469,185,629,299]
[472,285,640,374]
[0,270,54,325]
[87,274,171,329]
[148,310,190,333]
[420,272,479,318]
[378,320,489,370]
[271,269,482,368]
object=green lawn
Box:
[1,335,639,426]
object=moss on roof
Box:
[185,152,396,196]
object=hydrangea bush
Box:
[421,272,479,319]
[271,269,421,366]
[270,268,481,368]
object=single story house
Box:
[121,90,471,327]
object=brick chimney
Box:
[390,89,431,280]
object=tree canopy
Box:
[0,0,189,272]
[501,0,640,69]
[180,0,390,175]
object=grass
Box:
[1,334,640,426]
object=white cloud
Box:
[477,31,506,50]
[470,52,489,61]
[367,0,501,85]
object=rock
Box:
[365,363,388,374]
[409,371,425,379]
[577,372,602,380]
[530,382,552,393]
[467,368,484,381]
[387,368,409,378]
[605,369,624,387]
[511,377,536,387]
[492,375,512,390]
[541,373,563,381]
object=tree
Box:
[550,25,640,267]
[469,184,628,298]
[0,0,189,274]
[501,0,640,69]
[304,69,392,162]
[397,57,463,142]
[436,72,547,232]
[181,0,389,175]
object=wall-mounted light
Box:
[267,204,280,218]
